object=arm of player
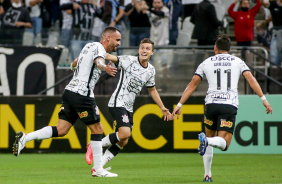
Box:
[105,53,118,64]
[94,57,117,77]
[243,71,272,114]
[70,58,78,71]
[147,86,172,121]
[172,75,201,119]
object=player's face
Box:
[139,43,154,61]
[108,31,121,52]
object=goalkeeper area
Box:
[1,153,281,184]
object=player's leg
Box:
[101,107,133,167]
[206,104,237,151]
[198,104,218,182]
[13,118,73,156]
[201,127,216,182]
[88,122,118,177]
[87,123,103,171]
[102,126,131,167]
[102,131,120,148]
[85,123,120,165]
[13,89,80,156]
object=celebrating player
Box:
[12,27,121,177]
[172,34,272,182]
[85,38,173,172]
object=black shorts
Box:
[109,107,133,131]
[58,90,100,125]
[204,103,237,134]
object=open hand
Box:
[161,107,173,121]
[105,61,117,77]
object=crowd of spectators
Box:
[0,0,281,65]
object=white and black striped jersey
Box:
[195,53,250,108]
[65,42,106,98]
[108,56,156,112]
[60,1,102,40]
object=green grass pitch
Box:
[0,153,281,184]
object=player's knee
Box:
[119,133,131,141]
[117,128,131,140]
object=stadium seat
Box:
[177,17,194,46]
[176,32,191,46]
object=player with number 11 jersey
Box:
[195,53,250,108]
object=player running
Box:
[12,27,121,177]
[172,34,272,182]
[85,38,173,172]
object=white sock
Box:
[102,149,115,167]
[102,132,120,148]
[91,141,103,172]
[207,136,227,150]
[203,146,213,177]
[25,126,53,142]
[102,135,111,147]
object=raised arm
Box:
[147,86,172,121]
[243,71,272,114]
[172,75,202,119]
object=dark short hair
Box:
[215,34,231,52]
[140,38,155,51]
[103,26,121,34]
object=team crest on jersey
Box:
[122,114,129,123]
[204,117,213,126]
[220,119,233,128]
[78,111,88,118]
[95,106,100,115]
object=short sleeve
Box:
[239,60,250,74]
[94,43,106,60]
[195,63,205,80]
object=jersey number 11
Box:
[214,69,231,90]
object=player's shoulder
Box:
[147,62,155,70]
[118,55,137,61]
[83,42,103,50]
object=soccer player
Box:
[12,27,121,177]
[85,38,173,171]
[172,34,272,182]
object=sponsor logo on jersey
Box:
[78,111,88,118]
[122,114,129,123]
[204,117,213,126]
[211,56,235,62]
[220,119,233,128]
[211,93,230,99]
[127,78,143,94]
